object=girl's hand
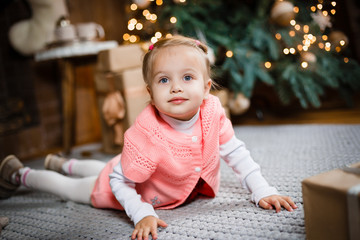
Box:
[259,195,297,213]
[131,216,168,240]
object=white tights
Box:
[20,159,106,205]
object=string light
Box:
[226,51,233,58]
[151,37,158,43]
[136,23,143,30]
[301,61,308,68]
[129,35,137,43]
[170,16,177,23]
[271,0,341,64]
[150,14,157,21]
[123,33,130,41]
[128,24,135,31]
[325,42,331,51]
[143,10,150,17]
[264,62,272,69]
[130,4,137,11]
[155,31,162,38]
[303,25,309,33]
[344,57,349,63]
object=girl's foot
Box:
[44,154,67,173]
[0,155,23,199]
[0,155,23,184]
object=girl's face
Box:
[147,45,211,121]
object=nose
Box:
[171,81,183,93]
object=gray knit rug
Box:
[1,124,359,240]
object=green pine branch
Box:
[157,0,360,108]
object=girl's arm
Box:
[109,163,159,225]
[220,136,292,207]
[110,163,168,239]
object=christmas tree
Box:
[123,0,360,109]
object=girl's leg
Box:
[20,168,96,204]
[45,154,106,177]
[62,159,106,177]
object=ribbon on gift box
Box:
[342,165,360,240]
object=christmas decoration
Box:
[270,0,296,27]
[228,92,251,115]
[132,0,151,9]
[124,0,360,109]
[310,11,332,31]
[329,30,348,51]
[9,0,68,55]
[300,52,317,63]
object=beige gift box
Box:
[302,162,360,240]
[95,43,149,153]
[96,44,144,72]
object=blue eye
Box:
[184,75,192,81]
[159,77,169,83]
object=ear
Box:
[204,78,212,99]
[146,85,155,105]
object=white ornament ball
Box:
[228,92,251,115]
[329,31,349,49]
[301,52,317,63]
[270,0,295,27]
[132,0,151,9]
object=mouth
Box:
[168,97,188,104]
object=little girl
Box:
[0,35,297,240]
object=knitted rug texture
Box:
[1,124,359,240]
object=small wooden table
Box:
[35,40,118,154]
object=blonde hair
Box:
[142,35,212,86]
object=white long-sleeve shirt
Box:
[109,111,278,225]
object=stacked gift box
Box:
[94,44,150,153]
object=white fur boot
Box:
[8,0,68,55]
